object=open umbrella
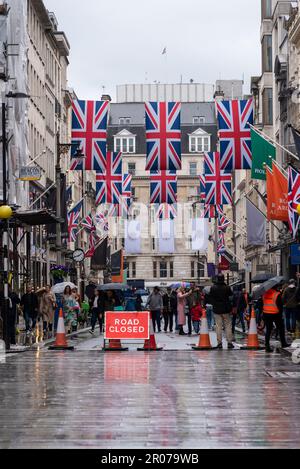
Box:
[97,283,131,291]
[251,276,285,301]
[170,282,191,289]
[51,282,77,294]
[251,273,274,284]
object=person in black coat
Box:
[20,285,39,334]
[8,288,20,345]
[209,275,234,349]
[89,289,105,335]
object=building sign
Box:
[104,312,150,340]
[19,166,41,181]
[291,244,300,266]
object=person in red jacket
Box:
[191,303,203,334]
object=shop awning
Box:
[14,209,60,226]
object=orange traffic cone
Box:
[49,308,74,351]
[192,309,214,350]
[103,339,129,352]
[240,307,265,350]
[138,312,163,351]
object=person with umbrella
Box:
[262,280,289,353]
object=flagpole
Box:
[219,213,248,237]
[249,123,299,162]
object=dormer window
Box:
[189,128,211,153]
[114,129,136,154]
[119,117,131,125]
[193,116,206,125]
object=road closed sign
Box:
[105,312,150,340]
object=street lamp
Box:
[1,91,30,351]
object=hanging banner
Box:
[191,219,209,251]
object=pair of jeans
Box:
[232,311,246,333]
[163,310,174,332]
[285,308,297,332]
[91,308,103,332]
[215,314,233,345]
[151,310,161,332]
[24,311,37,332]
[264,313,287,347]
[206,305,214,329]
[193,320,200,334]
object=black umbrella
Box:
[251,276,285,300]
[251,273,274,284]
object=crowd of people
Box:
[1,275,300,351]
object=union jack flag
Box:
[156,204,177,220]
[145,102,181,171]
[85,232,103,258]
[216,98,253,171]
[218,212,230,232]
[204,152,232,205]
[199,176,206,201]
[80,214,96,233]
[123,173,132,211]
[288,166,300,238]
[94,210,109,234]
[150,171,177,204]
[217,231,226,254]
[203,204,223,220]
[95,152,123,205]
[67,200,83,243]
[70,100,109,171]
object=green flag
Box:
[251,128,276,180]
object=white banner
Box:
[158,220,175,253]
[191,218,209,251]
[125,220,141,254]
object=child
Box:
[191,302,203,334]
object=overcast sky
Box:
[45,0,261,100]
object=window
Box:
[191,261,205,279]
[263,88,273,125]
[128,163,136,175]
[153,262,157,278]
[262,35,272,73]
[170,261,174,278]
[193,116,205,125]
[152,238,156,251]
[131,186,136,198]
[189,136,210,153]
[262,0,272,19]
[119,117,131,125]
[160,261,168,278]
[190,162,198,176]
[131,262,136,279]
[115,137,136,154]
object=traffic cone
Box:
[103,339,129,352]
[192,309,214,350]
[138,312,163,351]
[49,308,74,351]
[240,307,265,350]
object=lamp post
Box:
[1,92,29,350]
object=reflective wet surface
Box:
[0,347,300,449]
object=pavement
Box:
[0,329,300,449]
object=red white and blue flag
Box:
[217,231,226,254]
[199,176,206,201]
[123,173,132,210]
[67,199,83,243]
[145,102,181,171]
[288,166,300,238]
[216,98,253,171]
[94,210,109,234]
[85,232,103,258]
[80,214,96,233]
[203,204,223,220]
[150,171,177,204]
[156,204,177,220]
[218,212,230,232]
[70,100,109,171]
[204,152,232,205]
[95,152,123,205]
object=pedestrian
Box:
[177,287,192,336]
[89,289,105,335]
[191,302,202,334]
[186,282,201,336]
[37,285,56,338]
[162,288,174,332]
[232,288,247,336]
[203,286,214,330]
[8,287,20,346]
[263,283,289,353]
[146,287,163,333]
[63,286,78,334]
[282,279,298,335]
[170,289,178,331]
[209,274,234,349]
[135,294,143,312]
[20,285,39,335]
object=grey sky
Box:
[45,0,261,100]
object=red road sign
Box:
[104,312,150,340]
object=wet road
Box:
[0,346,300,449]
